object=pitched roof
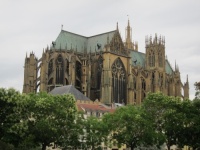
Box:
[49,85,90,101]
[165,59,173,75]
[54,30,116,53]
[130,50,146,67]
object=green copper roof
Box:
[130,50,146,67]
[54,30,87,52]
[54,30,116,53]
[87,31,115,52]
[165,59,173,75]
[130,50,173,75]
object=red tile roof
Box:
[76,103,115,113]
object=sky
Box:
[0,0,200,99]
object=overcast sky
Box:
[0,0,199,99]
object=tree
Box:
[187,98,200,149]
[61,111,85,150]
[27,92,77,150]
[0,88,81,150]
[162,99,183,149]
[83,116,109,150]
[143,93,177,149]
[142,92,188,150]
[187,82,200,149]
[0,88,30,148]
[0,140,14,150]
[104,105,160,150]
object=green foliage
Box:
[103,105,161,150]
[61,112,85,150]
[83,116,108,150]
[0,88,78,150]
[1,87,200,150]
[0,140,14,150]
[0,88,29,147]
[143,93,185,149]
[185,98,200,149]
[27,92,77,150]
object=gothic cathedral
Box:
[23,20,189,104]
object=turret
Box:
[126,20,132,45]
[145,34,166,93]
[145,34,165,71]
[23,52,38,93]
[183,75,189,99]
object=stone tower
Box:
[145,34,166,93]
[23,52,37,93]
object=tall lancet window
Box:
[66,59,69,74]
[75,61,82,91]
[112,58,126,104]
[141,78,146,101]
[148,51,155,67]
[96,56,103,100]
[158,52,163,67]
[133,76,137,103]
[65,59,69,85]
[56,54,64,84]
[97,56,103,90]
[151,72,155,92]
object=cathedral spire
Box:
[126,19,131,43]
[128,19,130,27]
[116,22,119,31]
[125,19,133,50]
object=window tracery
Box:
[151,72,155,92]
[141,78,146,101]
[76,61,81,80]
[97,56,103,89]
[56,54,64,84]
[148,51,155,67]
[75,61,82,90]
[66,59,69,74]
[158,52,163,67]
[112,58,126,104]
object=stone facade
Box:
[23,20,189,104]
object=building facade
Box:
[23,20,189,104]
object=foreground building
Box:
[23,20,189,104]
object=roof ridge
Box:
[61,30,87,38]
[61,29,116,38]
[88,30,116,38]
[130,50,145,55]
